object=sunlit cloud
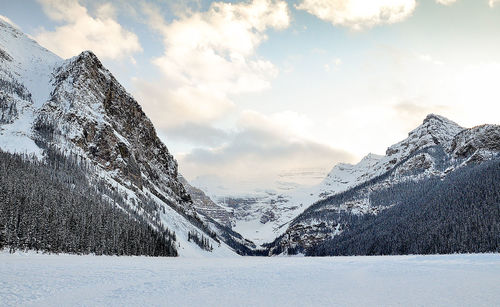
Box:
[324,58,342,72]
[417,53,444,66]
[296,0,416,30]
[489,0,500,7]
[137,0,290,130]
[35,0,142,60]
[436,0,457,5]
[178,110,355,188]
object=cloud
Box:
[179,110,355,189]
[393,101,450,130]
[165,123,230,147]
[436,0,457,5]
[367,46,500,131]
[296,0,416,30]
[35,0,142,60]
[133,78,234,129]
[324,58,342,72]
[489,0,500,7]
[417,53,444,65]
[137,0,290,128]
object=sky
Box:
[1,0,500,192]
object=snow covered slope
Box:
[268,115,500,255]
[0,19,238,257]
[318,114,464,198]
[0,19,61,155]
[193,114,467,247]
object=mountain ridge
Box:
[192,113,469,247]
[2,18,499,257]
[266,115,500,255]
[0,19,247,257]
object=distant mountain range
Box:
[266,114,500,255]
[1,19,499,257]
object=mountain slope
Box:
[267,116,500,255]
[309,156,500,256]
[0,149,178,256]
[193,114,466,247]
[0,19,61,155]
[0,19,238,257]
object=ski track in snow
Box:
[1,252,500,307]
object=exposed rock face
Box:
[386,114,464,164]
[36,51,190,207]
[0,19,242,256]
[450,124,500,161]
[179,175,234,228]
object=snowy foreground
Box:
[1,252,500,307]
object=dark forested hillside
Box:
[0,149,177,256]
[308,157,500,256]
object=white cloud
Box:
[35,0,142,60]
[417,53,444,66]
[436,0,457,5]
[325,58,342,72]
[296,0,416,30]
[489,0,500,7]
[133,78,235,129]
[137,0,290,129]
[179,110,355,189]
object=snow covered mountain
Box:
[2,18,499,257]
[0,19,245,257]
[267,115,500,255]
[193,115,467,247]
[191,175,328,246]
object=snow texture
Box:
[1,251,499,306]
[0,20,61,156]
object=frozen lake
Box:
[1,252,500,306]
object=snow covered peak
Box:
[423,113,450,123]
[0,23,241,257]
[359,152,384,165]
[316,114,464,203]
[324,153,383,183]
[0,19,61,107]
[0,19,61,71]
[0,19,58,59]
[386,114,463,162]
[422,113,463,135]
[68,50,106,74]
[0,20,64,155]
[317,152,384,199]
[412,113,463,144]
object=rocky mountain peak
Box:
[386,114,463,160]
[0,23,248,256]
[35,47,189,203]
[421,113,463,138]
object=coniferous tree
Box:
[0,148,178,256]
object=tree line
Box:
[308,157,500,256]
[0,148,178,256]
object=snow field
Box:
[1,252,500,307]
